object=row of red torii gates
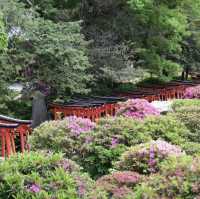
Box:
[50,80,197,121]
[0,80,199,158]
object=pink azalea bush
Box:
[184,86,200,99]
[29,117,96,159]
[115,140,185,174]
[116,99,160,120]
[65,116,96,136]
[91,171,141,199]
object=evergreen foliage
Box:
[127,0,199,77]
[0,0,92,98]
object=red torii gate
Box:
[49,81,200,121]
[0,115,31,158]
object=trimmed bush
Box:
[114,140,184,175]
[30,116,151,178]
[116,99,160,120]
[0,152,94,199]
[136,77,168,87]
[171,99,200,153]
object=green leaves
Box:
[0,14,7,51]
[127,0,198,77]
[0,152,94,199]
[128,0,154,10]
[0,1,92,98]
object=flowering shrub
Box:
[90,171,141,199]
[80,115,189,178]
[184,86,200,99]
[79,116,151,178]
[134,155,200,199]
[29,117,95,158]
[30,115,189,178]
[0,152,94,199]
[140,115,189,145]
[65,116,96,136]
[115,140,185,174]
[171,106,200,143]
[116,99,160,120]
[171,100,200,153]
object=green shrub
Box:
[136,77,169,87]
[81,115,190,178]
[0,152,94,199]
[172,106,200,143]
[30,115,190,178]
[170,101,200,152]
[29,117,95,160]
[141,115,189,145]
[90,171,141,199]
[30,116,151,178]
[114,82,137,92]
[141,115,200,155]
[181,141,200,155]
[172,99,200,111]
[79,116,152,178]
[114,140,185,175]
[134,155,200,199]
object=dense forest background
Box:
[1,0,200,102]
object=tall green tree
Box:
[180,0,200,79]
[127,0,194,77]
[0,0,92,98]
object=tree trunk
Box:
[31,91,48,128]
[181,70,185,80]
[185,66,189,80]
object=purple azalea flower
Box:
[184,86,200,99]
[65,116,96,137]
[112,186,133,198]
[110,137,119,148]
[28,183,41,193]
[126,140,185,174]
[117,99,160,120]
